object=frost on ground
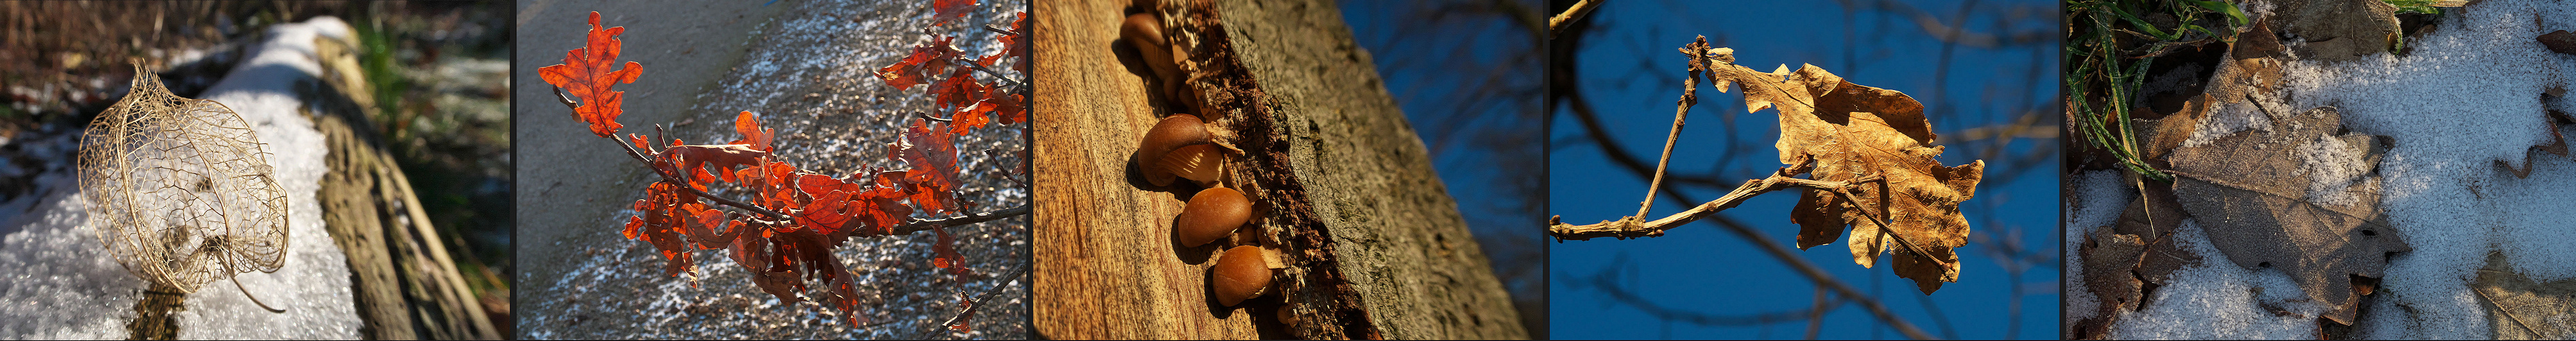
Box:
[516,0,1030,339]
[2064,170,2130,327]
[0,17,361,339]
[2071,0,2576,338]
[2106,220,2321,340]
[2274,0,2576,338]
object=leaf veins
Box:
[1712,58,1985,295]
[537,11,644,138]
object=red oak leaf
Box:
[891,120,961,214]
[929,68,987,113]
[661,144,768,185]
[931,0,977,25]
[729,111,774,153]
[625,181,698,278]
[538,11,644,138]
[876,36,960,89]
[1001,12,1027,74]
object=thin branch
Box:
[554,86,799,221]
[952,56,1028,91]
[875,205,1034,237]
[915,265,1030,340]
[1551,162,1850,240]
[1547,0,1605,39]
[555,87,1033,237]
[1804,286,1828,340]
[1637,37,1708,218]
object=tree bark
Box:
[1034,0,1526,339]
[312,38,504,340]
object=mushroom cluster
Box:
[1119,0,1290,318]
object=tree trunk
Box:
[312,37,505,340]
[1033,0,1526,339]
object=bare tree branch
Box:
[1548,0,1605,39]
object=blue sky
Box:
[1545,0,2060,340]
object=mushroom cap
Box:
[1137,114,1211,186]
[1212,246,1272,306]
[1176,187,1251,247]
[1119,14,1165,48]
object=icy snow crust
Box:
[2064,170,2131,325]
[2084,0,2576,338]
[2276,0,2576,338]
[0,17,361,339]
[2106,220,2321,340]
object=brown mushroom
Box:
[1276,302,1300,327]
[1176,187,1251,247]
[1212,246,1272,307]
[1136,114,1216,187]
[1120,14,1182,98]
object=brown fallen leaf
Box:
[2540,30,2576,56]
[1707,53,1985,295]
[2267,0,2402,61]
[2473,252,2576,340]
[2169,105,2410,325]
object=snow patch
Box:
[0,16,362,340]
[2183,101,2273,147]
[2105,220,2319,340]
[2296,130,2370,206]
[2064,170,2131,323]
[2483,127,2576,281]
[2267,0,2576,338]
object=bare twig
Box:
[1551,162,1856,240]
[915,265,1030,340]
[1804,286,1827,340]
[953,56,1029,91]
[1547,0,1605,39]
[1637,37,1709,218]
[875,205,1033,237]
[552,86,1035,231]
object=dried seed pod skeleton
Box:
[78,61,291,312]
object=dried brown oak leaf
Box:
[2268,0,2402,61]
[2168,105,2410,324]
[1710,61,1985,295]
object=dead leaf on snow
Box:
[2169,106,2410,325]
[2474,252,2576,340]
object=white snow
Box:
[2073,1,2576,337]
[0,17,362,339]
[2064,170,2131,324]
[2263,0,2576,338]
[2105,220,2320,340]
[2488,127,2576,282]
[2295,128,2371,206]
[2182,100,2276,148]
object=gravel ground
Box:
[514,0,1029,339]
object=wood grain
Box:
[1033,0,1261,339]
